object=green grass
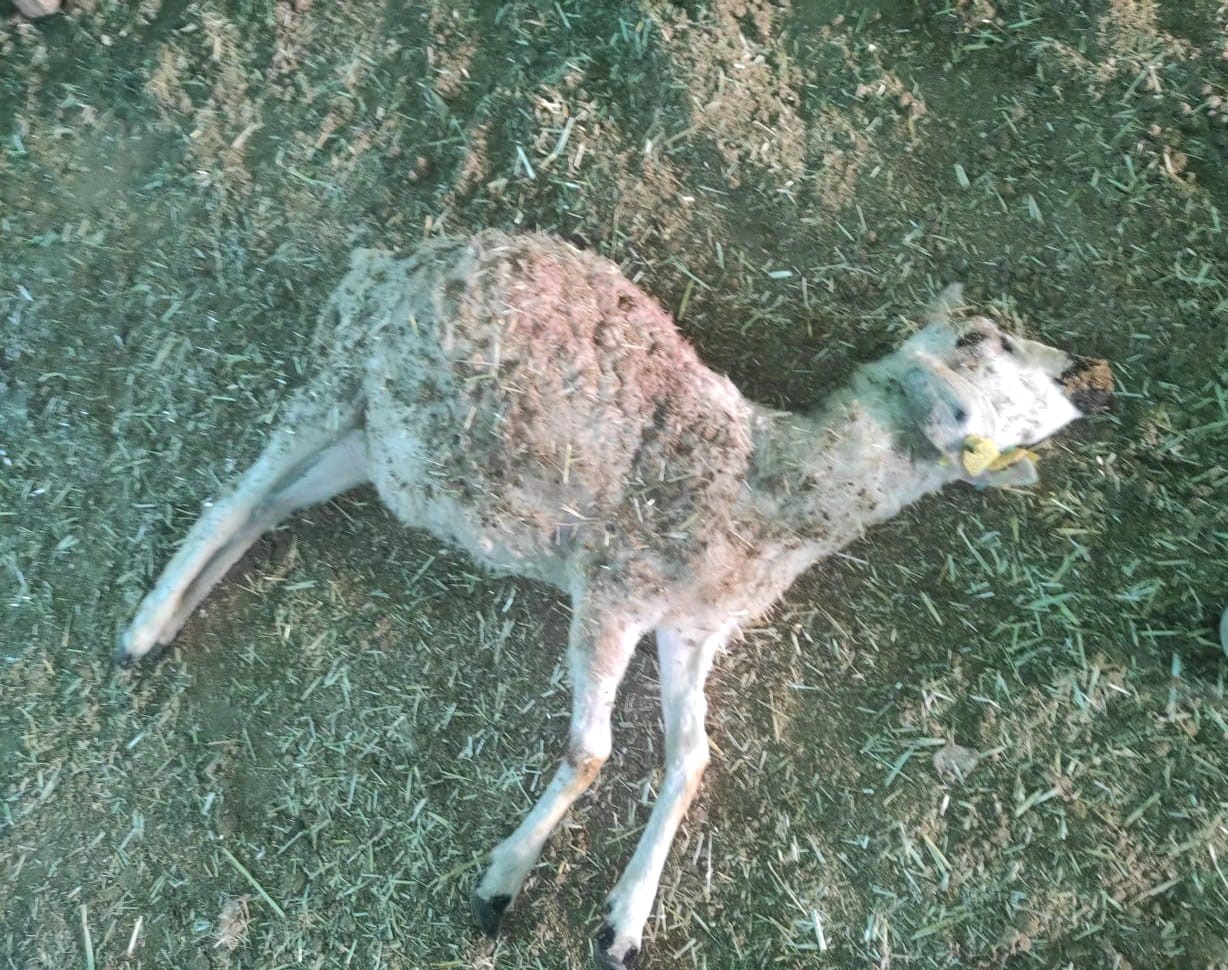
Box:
[3,1,1228,967]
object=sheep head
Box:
[895,285,1114,488]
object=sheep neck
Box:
[747,370,958,550]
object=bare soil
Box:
[3,1,1228,968]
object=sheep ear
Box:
[925,283,965,328]
[897,358,968,453]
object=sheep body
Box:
[119,230,1110,970]
[328,234,754,598]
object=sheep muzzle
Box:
[1059,357,1115,414]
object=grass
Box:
[3,0,1228,967]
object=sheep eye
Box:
[955,331,987,349]
[953,406,968,423]
[1000,336,1016,354]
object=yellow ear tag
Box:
[961,436,1039,476]
[961,435,999,476]
[987,446,1038,472]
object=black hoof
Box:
[471,891,511,938]
[113,635,135,668]
[594,922,639,969]
[115,636,170,668]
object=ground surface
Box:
[3,1,1228,967]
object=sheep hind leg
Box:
[118,424,368,664]
[160,429,369,648]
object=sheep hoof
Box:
[114,634,169,668]
[594,922,640,969]
[114,633,135,668]
[470,891,511,938]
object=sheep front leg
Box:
[595,624,728,970]
[471,607,648,937]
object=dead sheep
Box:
[118,230,1113,969]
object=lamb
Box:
[117,230,1113,969]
